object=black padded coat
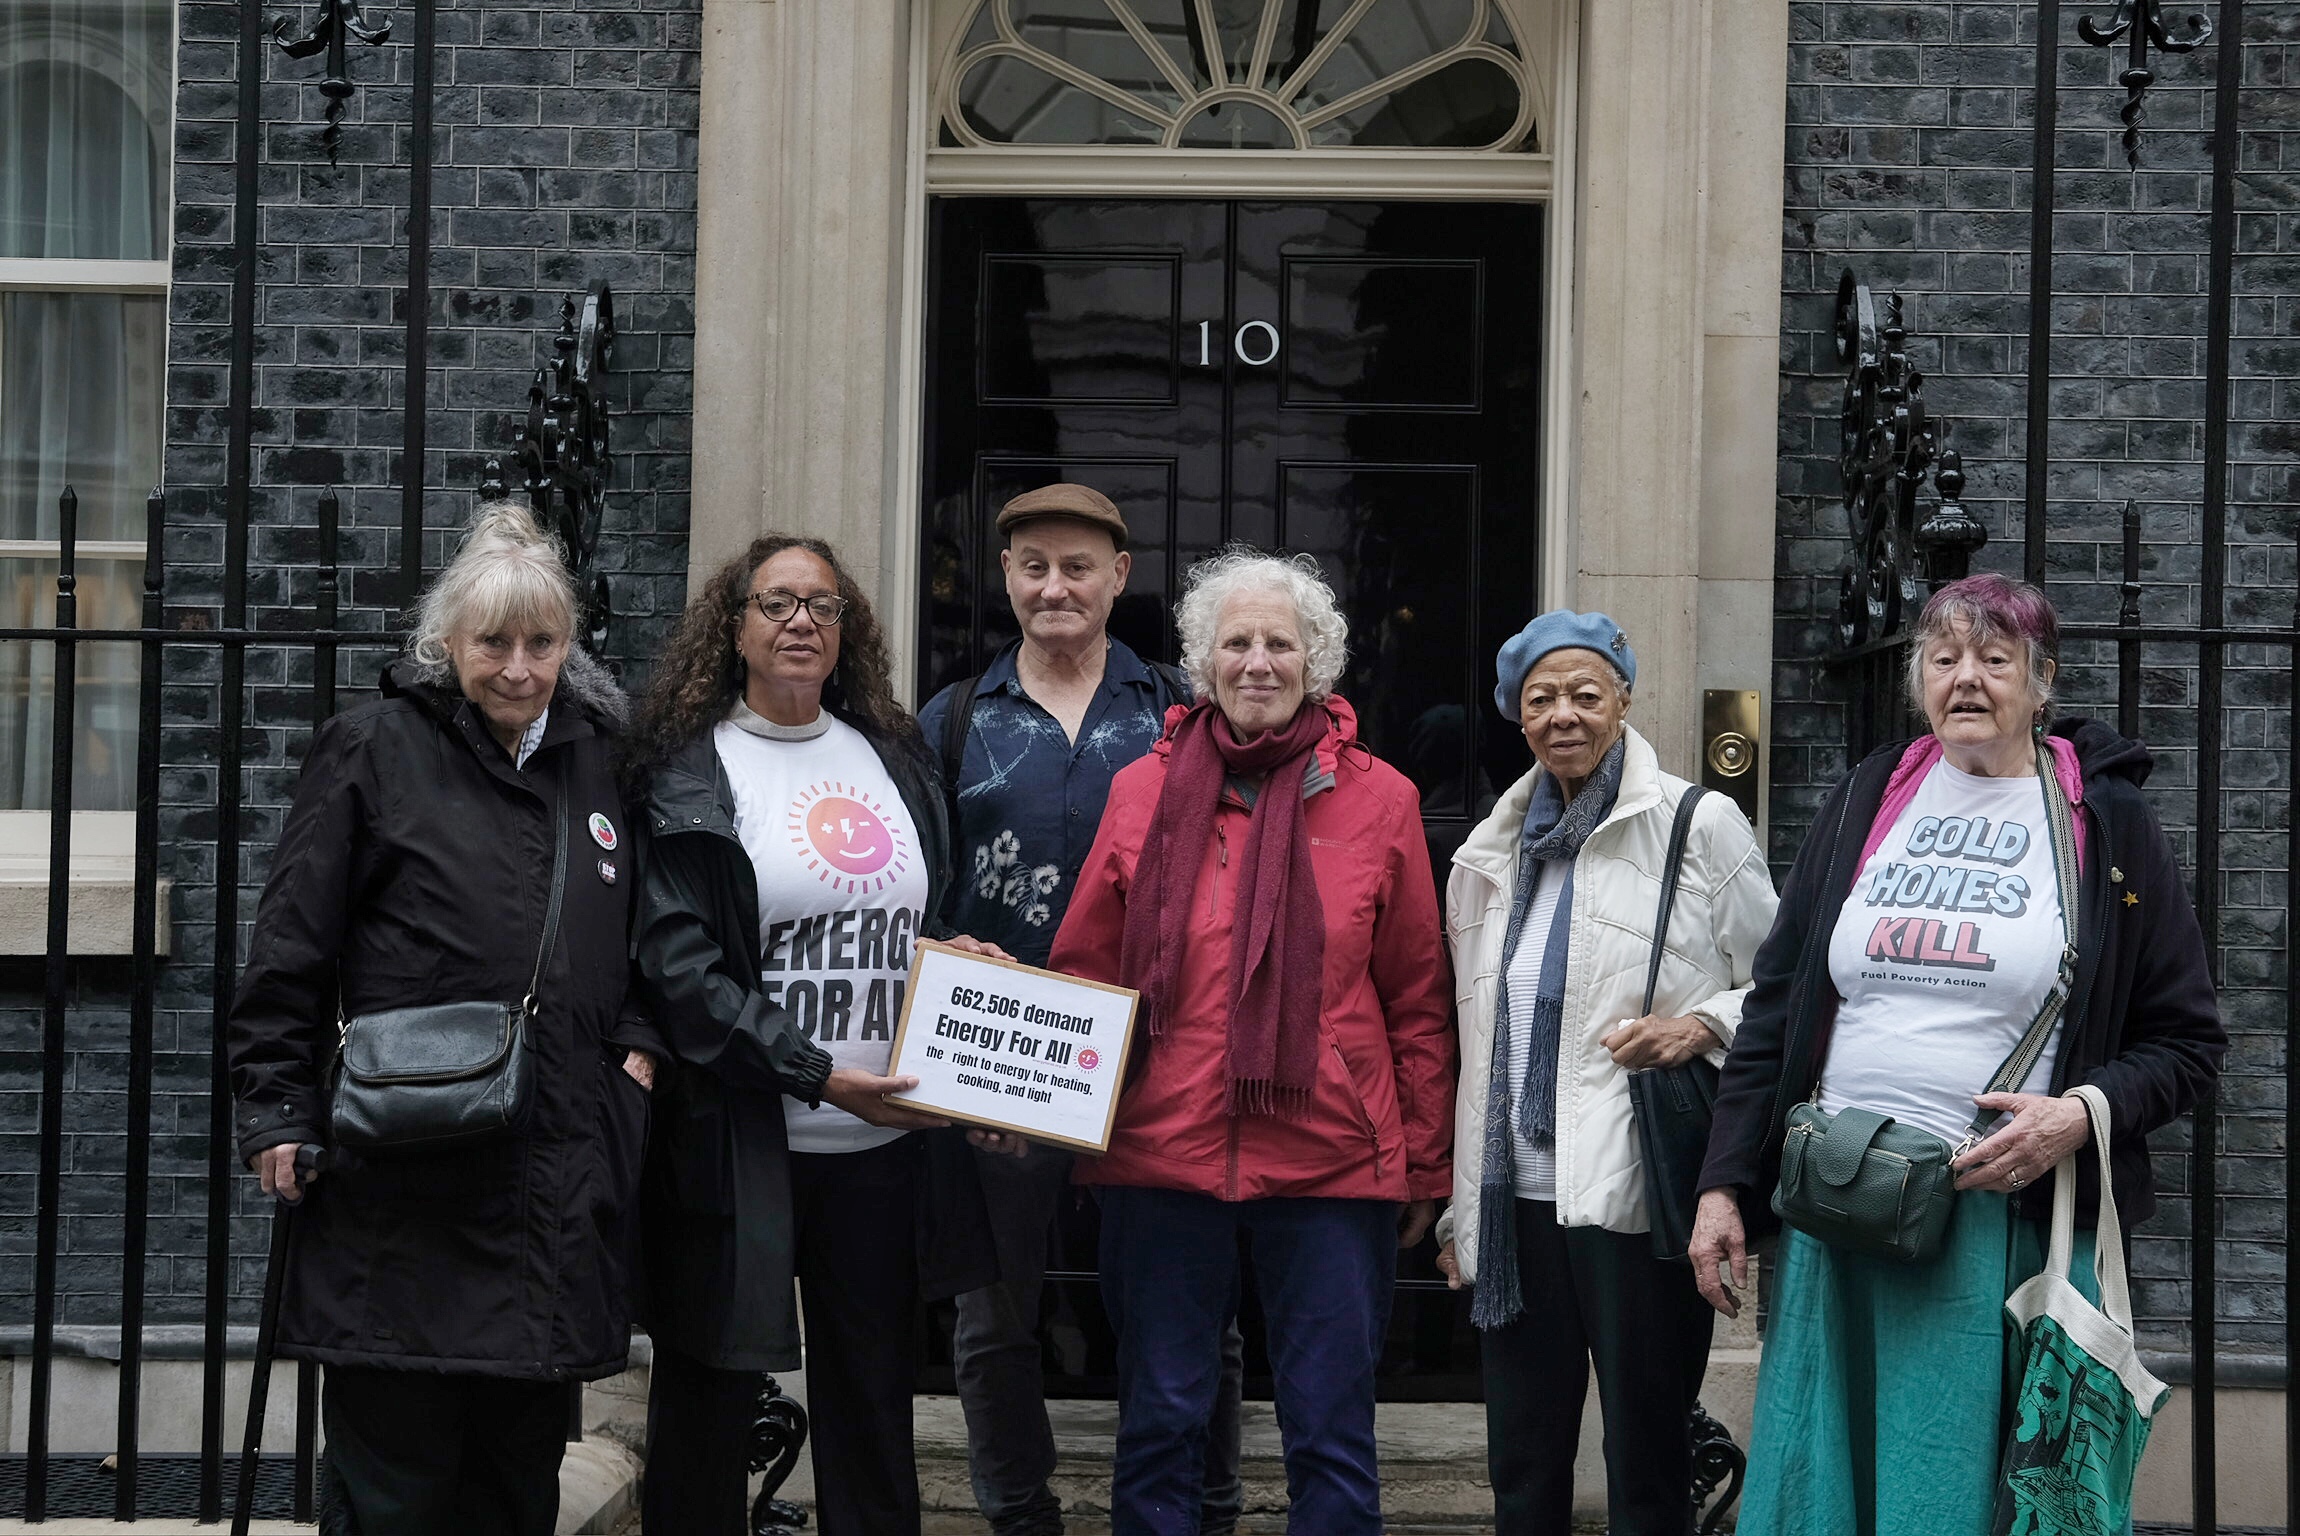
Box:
[632,718,997,1373]
[227,656,661,1379]
[1699,716,2226,1235]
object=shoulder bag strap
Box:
[1641,786,1708,1017]
[1957,743,2082,1150]
[523,783,570,1016]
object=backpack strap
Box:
[1148,659,1192,709]
[938,675,980,863]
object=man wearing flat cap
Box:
[918,484,1240,1536]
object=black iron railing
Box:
[1817,0,2291,1492]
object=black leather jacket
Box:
[632,714,995,1371]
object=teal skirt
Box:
[1739,1192,2103,1536]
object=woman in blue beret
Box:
[1435,611,1779,1534]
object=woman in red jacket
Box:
[1048,546,1455,1536]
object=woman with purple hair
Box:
[1689,572,2224,1533]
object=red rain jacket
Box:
[1048,697,1455,1204]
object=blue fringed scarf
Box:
[1471,736,1626,1330]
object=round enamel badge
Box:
[598,859,619,885]
[589,813,617,851]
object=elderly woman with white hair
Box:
[1049,545,1454,1536]
[228,502,661,1536]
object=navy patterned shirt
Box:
[919,637,1188,968]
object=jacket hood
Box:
[381,647,630,733]
[2053,715,2153,787]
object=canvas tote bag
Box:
[1993,1083,2170,1535]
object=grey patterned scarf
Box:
[1471,735,1626,1330]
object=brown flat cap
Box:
[996,482,1129,548]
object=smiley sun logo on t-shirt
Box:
[786,780,913,895]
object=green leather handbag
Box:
[1772,744,2080,1264]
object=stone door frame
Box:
[687,0,1788,807]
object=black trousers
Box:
[1480,1198,1716,1536]
[643,1133,923,1536]
[320,1366,568,1536]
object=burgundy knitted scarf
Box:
[1119,700,1330,1118]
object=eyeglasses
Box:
[750,589,850,626]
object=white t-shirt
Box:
[715,714,933,1154]
[1502,856,1570,1200]
[1819,758,2068,1147]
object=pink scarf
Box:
[1118,701,1330,1118]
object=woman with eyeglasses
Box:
[623,535,1022,1536]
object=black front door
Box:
[920,196,1544,1403]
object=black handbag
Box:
[1625,785,1717,1262]
[329,783,567,1153]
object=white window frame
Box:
[0,3,179,951]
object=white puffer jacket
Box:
[1437,725,1778,1276]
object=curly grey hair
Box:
[1175,545,1349,702]
[408,500,581,685]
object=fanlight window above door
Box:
[940,0,1542,152]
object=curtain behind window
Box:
[0,0,173,260]
[0,291,166,811]
[0,1,173,811]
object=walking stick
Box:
[234,1145,322,1536]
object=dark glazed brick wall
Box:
[1771,0,2298,1355]
[0,0,699,1327]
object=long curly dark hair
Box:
[622,535,920,783]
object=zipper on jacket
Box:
[1333,1040,1383,1179]
[1225,1110,1240,1201]
[1765,773,1860,1157]
[1211,822,1228,921]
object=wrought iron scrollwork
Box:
[1690,1400,1746,1536]
[2078,0,2211,169]
[749,1375,811,1535]
[270,0,392,167]
[484,281,616,653]
[1832,269,1985,653]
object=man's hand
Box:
[1687,1188,1748,1317]
[249,1143,320,1204]
[822,1069,953,1130]
[621,1051,657,1091]
[940,935,1017,962]
[1436,1239,1463,1290]
[1397,1198,1438,1249]
[968,1128,1032,1158]
[1952,1092,2090,1193]
[1600,1014,1718,1070]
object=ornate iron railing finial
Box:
[2077,0,2212,168]
[271,0,392,167]
[490,282,616,653]
[1832,269,1985,653]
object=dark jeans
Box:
[641,1134,924,1536]
[954,1146,1245,1536]
[1480,1198,1716,1536]
[320,1366,567,1536]
[1099,1185,1396,1536]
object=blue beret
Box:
[1493,610,1637,719]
